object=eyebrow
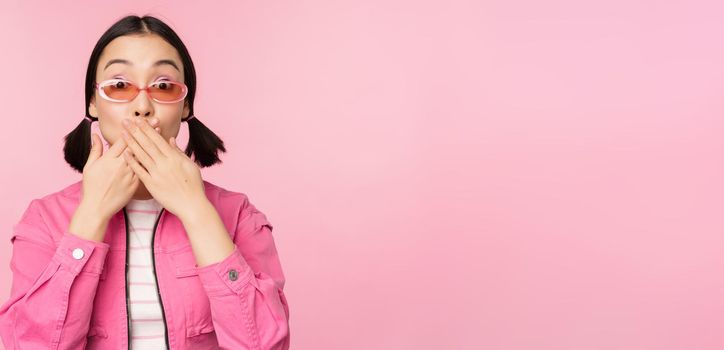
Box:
[103,58,180,72]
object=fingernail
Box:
[150,118,158,126]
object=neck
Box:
[132,183,153,200]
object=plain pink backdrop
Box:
[1,1,723,349]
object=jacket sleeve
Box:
[196,199,290,350]
[0,199,110,350]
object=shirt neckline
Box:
[126,197,162,209]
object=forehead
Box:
[97,34,183,77]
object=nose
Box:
[133,88,153,118]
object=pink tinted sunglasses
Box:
[94,78,188,103]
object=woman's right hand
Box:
[79,133,141,222]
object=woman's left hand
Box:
[121,116,207,220]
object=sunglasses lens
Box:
[150,81,186,102]
[99,80,186,102]
[101,81,137,101]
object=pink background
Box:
[1,1,723,349]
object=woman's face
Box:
[89,34,190,147]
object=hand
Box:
[121,116,207,220]
[81,134,140,222]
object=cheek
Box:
[156,105,185,132]
[157,122,181,139]
[96,104,127,125]
[95,108,129,142]
[97,121,123,146]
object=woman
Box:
[0,15,290,350]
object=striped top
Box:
[125,197,168,349]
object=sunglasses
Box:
[94,78,188,103]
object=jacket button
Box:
[72,248,85,260]
[228,269,239,281]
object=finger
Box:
[107,137,128,158]
[130,117,173,157]
[123,117,164,162]
[121,129,155,171]
[87,133,102,163]
[126,169,139,185]
[122,167,134,182]
[123,149,150,182]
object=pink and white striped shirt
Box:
[125,197,167,349]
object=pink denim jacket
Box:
[0,180,290,349]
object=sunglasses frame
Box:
[94,78,188,104]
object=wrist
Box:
[70,202,109,242]
[179,199,215,228]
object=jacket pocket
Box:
[169,245,215,338]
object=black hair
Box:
[63,14,226,173]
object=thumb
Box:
[87,133,103,162]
